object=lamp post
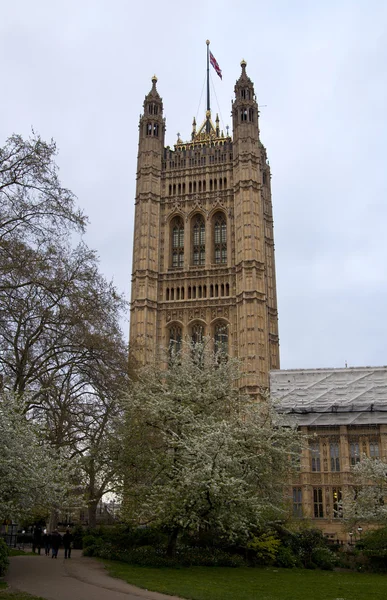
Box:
[357,526,363,540]
[349,532,353,546]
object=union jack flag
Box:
[210,51,222,79]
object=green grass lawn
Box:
[103,561,387,600]
[0,582,45,600]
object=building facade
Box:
[271,367,387,541]
[130,61,279,390]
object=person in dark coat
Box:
[42,531,50,556]
[62,529,73,559]
[32,526,42,555]
[50,529,62,558]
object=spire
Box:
[191,117,197,140]
[234,59,254,95]
[232,58,259,138]
[140,75,164,142]
[144,74,162,107]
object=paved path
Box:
[6,550,182,600]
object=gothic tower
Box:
[130,60,279,390]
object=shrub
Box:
[82,535,104,557]
[275,546,300,569]
[359,527,387,572]
[288,528,330,568]
[0,539,9,577]
[86,540,246,568]
[311,547,337,571]
[176,547,245,567]
[72,524,84,549]
[247,533,281,565]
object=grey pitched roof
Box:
[270,366,387,426]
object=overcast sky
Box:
[1,0,386,370]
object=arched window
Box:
[214,212,227,264]
[191,323,204,345]
[192,214,205,266]
[214,323,228,356]
[169,326,182,356]
[171,217,184,268]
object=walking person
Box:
[50,529,62,559]
[32,526,42,555]
[42,531,50,556]
[63,529,73,559]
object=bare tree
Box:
[0,132,129,527]
[0,132,85,246]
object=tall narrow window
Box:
[332,488,342,519]
[313,488,324,518]
[330,441,340,472]
[350,441,360,466]
[169,326,182,356]
[191,323,204,345]
[310,442,321,472]
[369,440,380,459]
[292,487,302,518]
[192,215,205,265]
[214,323,228,356]
[214,212,227,264]
[171,217,184,268]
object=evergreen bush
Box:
[0,539,9,577]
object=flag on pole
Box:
[210,51,222,79]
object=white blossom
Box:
[120,341,301,543]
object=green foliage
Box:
[310,547,337,571]
[275,546,300,568]
[0,538,10,577]
[247,533,281,564]
[82,535,104,556]
[287,528,330,569]
[359,527,387,571]
[90,542,245,568]
[71,524,84,549]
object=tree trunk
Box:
[166,528,179,558]
[87,501,98,529]
[48,509,59,532]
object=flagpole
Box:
[206,39,210,133]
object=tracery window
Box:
[214,212,227,264]
[349,441,360,466]
[191,323,204,346]
[330,441,340,472]
[313,487,324,518]
[192,214,205,266]
[169,326,182,356]
[310,441,321,472]
[171,217,184,268]
[369,440,379,459]
[214,323,228,356]
[332,488,343,519]
[293,487,302,518]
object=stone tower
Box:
[130,60,279,391]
